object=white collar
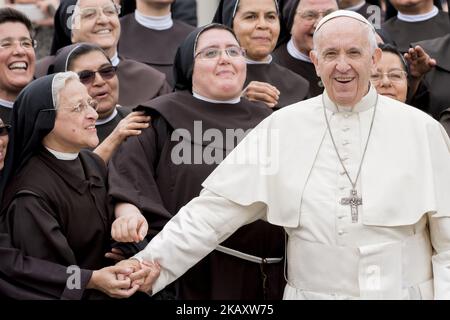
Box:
[135,10,173,30]
[323,85,377,113]
[193,91,241,104]
[246,55,273,64]
[96,108,118,125]
[345,1,366,12]
[0,98,14,109]
[45,146,79,160]
[111,52,120,67]
[287,39,312,63]
[397,6,439,22]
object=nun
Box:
[213,0,310,109]
[109,23,286,300]
[0,73,152,299]
[51,43,150,162]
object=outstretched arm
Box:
[133,188,267,295]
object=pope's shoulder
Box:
[260,94,441,128]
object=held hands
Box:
[87,265,139,298]
[87,259,161,298]
[116,259,161,294]
[242,81,280,109]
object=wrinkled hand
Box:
[242,81,280,108]
[404,45,436,79]
[131,261,161,294]
[111,211,148,243]
[87,265,138,299]
[105,247,126,262]
[115,258,141,281]
[113,111,151,141]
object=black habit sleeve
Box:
[108,117,173,238]
[7,194,77,265]
[0,232,91,300]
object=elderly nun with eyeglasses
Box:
[0,73,158,299]
[108,23,286,300]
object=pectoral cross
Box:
[340,189,362,223]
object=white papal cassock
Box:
[135,86,450,299]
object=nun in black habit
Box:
[0,73,145,299]
[109,23,286,300]
[213,0,310,110]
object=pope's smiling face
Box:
[311,17,381,107]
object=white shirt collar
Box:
[397,6,439,22]
[0,98,14,109]
[96,108,118,125]
[110,52,120,67]
[45,146,79,160]
[287,39,312,63]
[246,55,273,64]
[323,85,378,113]
[135,10,173,30]
[193,91,241,104]
[345,1,366,12]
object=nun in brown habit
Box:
[36,0,171,108]
[417,3,450,122]
[108,23,286,300]
[118,0,196,87]
[273,0,337,97]
[51,43,150,163]
[212,0,310,110]
[0,73,152,299]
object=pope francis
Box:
[114,11,450,300]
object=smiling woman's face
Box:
[232,0,280,61]
[371,51,408,103]
[70,50,119,119]
[192,28,247,100]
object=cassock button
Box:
[340,171,346,176]
[338,230,345,235]
[344,114,350,118]
[342,141,350,146]
[342,127,350,132]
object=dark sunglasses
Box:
[0,124,11,136]
[78,65,117,85]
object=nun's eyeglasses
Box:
[78,4,121,20]
[297,9,335,22]
[69,99,99,113]
[77,66,117,85]
[0,124,11,136]
[195,46,245,60]
[43,99,98,113]
[0,37,37,50]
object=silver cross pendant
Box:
[340,189,363,223]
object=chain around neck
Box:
[322,93,378,190]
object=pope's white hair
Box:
[312,17,378,55]
[51,71,80,109]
